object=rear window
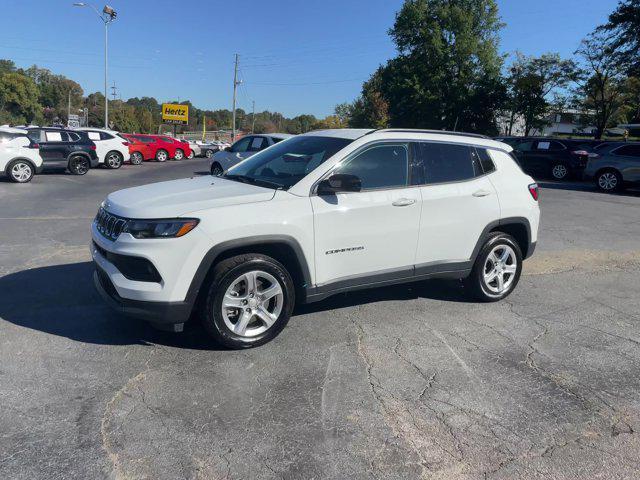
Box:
[0,132,24,143]
[613,145,640,157]
[87,131,101,141]
[413,142,483,184]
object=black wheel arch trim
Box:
[184,235,313,310]
[5,157,39,175]
[470,216,533,261]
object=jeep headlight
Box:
[124,218,199,239]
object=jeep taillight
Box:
[571,150,589,156]
[29,143,40,149]
[90,145,97,150]
[528,183,539,201]
[122,142,129,146]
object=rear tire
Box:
[105,151,123,169]
[174,149,184,161]
[130,152,143,165]
[205,149,214,159]
[68,156,90,175]
[7,159,34,183]
[596,169,623,192]
[187,150,195,159]
[464,232,522,302]
[155,149,168,162]
[199,254,295,349]
[550,162,569,180]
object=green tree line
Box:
[338,0,640,139]
[0,59,335,135]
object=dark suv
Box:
[510,138,597,181]
[27,128,98,175]
[584,142,640,192]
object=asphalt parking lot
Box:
[1,160,640,479]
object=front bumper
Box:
[94,268,191,326]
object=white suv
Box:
[0,128,43,183]
[78,128,131,168]
[92,129,540,348]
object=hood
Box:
[104,176,276,218]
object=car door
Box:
[512,140,536,174]
[531,140,566,175]
[612,144,640,182]
[310,142,421,286]
[412,142,501,270]
[223,136,253,169]
[38,130,69,165]
[86,130,107,162]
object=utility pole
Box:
[232,53,240,141]
[67,91,71,125]
[73,3,117,129]
[251,100,255,133]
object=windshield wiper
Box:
[224,174,284,190]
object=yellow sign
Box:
[162,103,189,125]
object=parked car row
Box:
[0,126,215,183]
[495,136,640,193]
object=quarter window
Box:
[475,148,496,174]
[413,142,482,184]
[335,143,409,190]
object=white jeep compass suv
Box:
[92,129,540,348]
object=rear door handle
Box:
[392,198,417,207]
[472,189,492,197]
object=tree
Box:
[348,69,390,128]
[360,0,505,133]
[574,33,626,139]
[0,59,16,75]
[599,0,640,76]
[506,53,577,135]
[0,72,41,124]
[621,76,640,123]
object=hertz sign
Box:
[162,103,189,125]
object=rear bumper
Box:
[94,267,192,325]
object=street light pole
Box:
[73,3,117,129]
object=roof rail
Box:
[372,128,489,140]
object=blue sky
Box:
[1,0,619,118]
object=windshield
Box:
[224,135,353,190]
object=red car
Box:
[150,135,191,161]
[123,134,191,162]
[122,134,155,164]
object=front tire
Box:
[155,149,168,162]
[130,152,144,165]
[210,162,223,176]
[7,159,34,183]
[205,149,214,159]
[105,151,123,169]
[200,254,295,349]
[464,232,522,302]
[174,149,184,161]
[68,156,90,175]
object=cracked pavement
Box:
[1,164,639,479]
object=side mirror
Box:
[513,149,522,155]
[224,146,232,152]
[317,174,362,195]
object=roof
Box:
[256,132,292,139]
[77,127,119,133]
[302,129,374,139]
[0,127,28,134]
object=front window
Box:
[335,143,409,190]
[225,136,353,190]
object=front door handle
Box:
[472,189,492,197]
[392,198,417,207]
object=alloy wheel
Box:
[482,245,518,295]
[11,162,32,182]
[156,150,168,162]
[598,172,618,191]
[174,149,184,160]
[221,270,284,338]
[552,164,568,180]
[107,152,122,168]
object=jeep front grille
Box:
[95,207,128,241]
